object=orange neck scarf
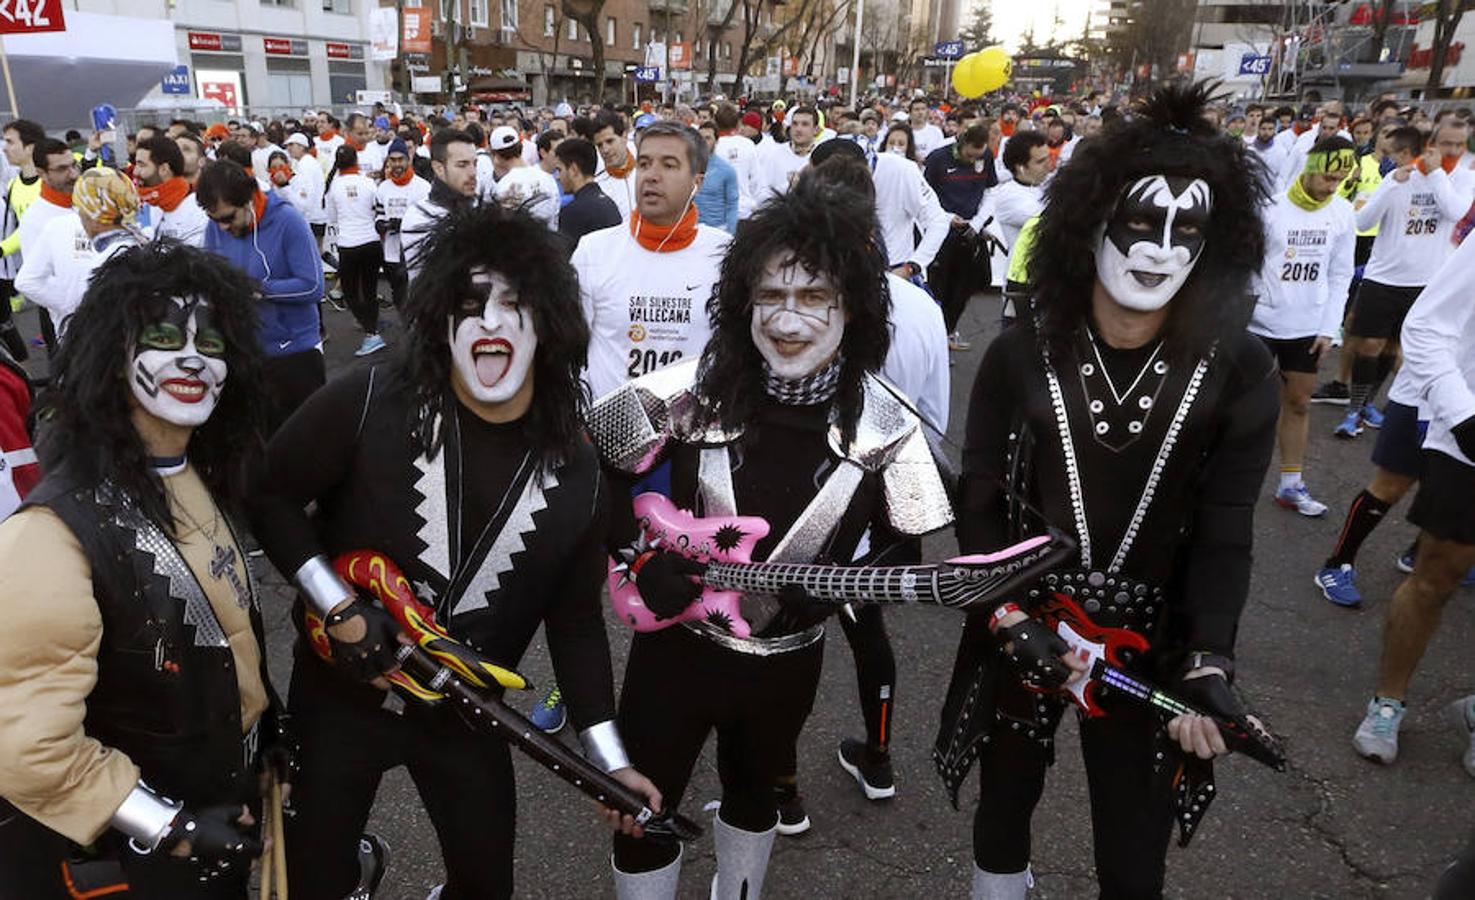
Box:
[607,153,635,179]
[629,203,699,253]
[318,129,340,142]
[1418,153,1464,176]
[250,189,268,227]
[137,176,191,212]
[388,167,414,187]
[338,165,359,176]
[40,182,72,208]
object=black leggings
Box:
[285,653,517,900]
[337,241,384,335]
[972,700,1176,899]
[382,260,408,310]
[612,626,825,873]
[839,604,896,753]
[928,225,990,334]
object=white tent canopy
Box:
[1,12,177,131]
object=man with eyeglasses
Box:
[16,139,81,354]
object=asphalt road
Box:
[17,285,1472,899]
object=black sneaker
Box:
[1310,380,1350,405]
[347,832,390,899]
[837,738,896,800]
[774,783,811,836]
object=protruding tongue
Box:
[475,351,510,388]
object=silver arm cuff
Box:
[579,720,631,773]
[294,555,354,616]
[110,782,181,852]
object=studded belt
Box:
[1026,567,1165,636]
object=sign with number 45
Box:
[0,0,65,34]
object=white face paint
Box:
[449,267,537,406]
[1095,175,1213,312]
[129,297,228,428]
[750,253,845,379]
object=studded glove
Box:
[325,598,404,682]
[996,617,1074,691]
[157,804,261,866]
[634,550,707,620]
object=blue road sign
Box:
[934,40,964,60]
[1238,53,1272,76]
[633,66,661,83]
[162,65,191,95]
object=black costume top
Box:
[935,320,1277,800]
[248,366,616,728]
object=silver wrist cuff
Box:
[579,720,631,773]
[110,782,181,852]
[294,555,353,616]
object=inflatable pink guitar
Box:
[608,493,1073,637]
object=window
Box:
[261,0,295,8]
[544,4,555,35]
[723,41,731,59]
[674,30,683,43]
[501,0,517,30]
[607,17,615,45]
[633,22,642,49]
[469,0,488,27]
[653,28,663,44]
[321,0,350,12]
[567,17,578,40]
[708,40,715,60]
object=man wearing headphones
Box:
[199,159,326,433]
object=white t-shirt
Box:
[492,165,560,230]
[572,222,730,400]
[715,134,760,217]
[289,156,328,226]
[594,166,636,220]
[1400,230,1475,466]
[912,123,946,160]
[1248,192,1356,340]
[250,143,285,192]
[881,272,950,431]
[142,197,209,247]
[326,172,380,249]
[754,142,814,202]
[375,175,432,264]
[1357,164,1475,287]
[400,196,450,285]
[991,179,1044,251]
[872,152,948,270]
[358,139,390,178]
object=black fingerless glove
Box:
[996,617,1073,690]
[1175,670,1245,721]
[634,551,706,620]
[325,599,404,682]
[159,804,262,864]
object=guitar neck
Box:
[703,561,936,606]
[1091,661,1199,719]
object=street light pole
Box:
[848,0,863,106]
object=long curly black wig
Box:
[38,241,266,532]
[695,170,890,448]
[396,203,588,474]
[1031,80,1268,362]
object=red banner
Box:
[402,7,432,54]
[0,0,66,35]
[669,42,691,70]
[264,37,293,55]
[326,41,350,59]
[189,31,222,51]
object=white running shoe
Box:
[1447,695,1475,778]
[1353,697,1406,764]
[1274,483,1328,517]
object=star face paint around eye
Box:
[1096,175,1213,312]
[448,266,538,407]
[129,296,229,428]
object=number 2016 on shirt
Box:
[628,348,684,378]
[1280,261,1320,282]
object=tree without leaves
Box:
[733,0,820,95]
[562,0,610,103]
[1425,0,1468,94]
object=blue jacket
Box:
[695,153,739,234]
[204,191,324,357]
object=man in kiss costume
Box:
[588,174,953,898]
[0,243,282,898]
[248,205,659,900]
[934,83,1280,899]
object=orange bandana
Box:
[250,189,268,227]
[607,154,635,179]
[40,182,73,208]
[388,167,414,187]
[1418,154,1464,176]
[137,176,192,212]
[629,204,699,253]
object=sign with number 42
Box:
[0,0,65,34]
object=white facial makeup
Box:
[130,297,228,428]
[449,267,537,406]
[1095,175,1213,312]
[750,253,845,379]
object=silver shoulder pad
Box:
[586,359,702,474]
[844,375,954,536]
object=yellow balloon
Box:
[951,53,987,98]
[973,45,1013,94]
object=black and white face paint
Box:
[130,297,228,428]
[1095,175,1212,311]
[449,266,537,406]
[750,253,845,379]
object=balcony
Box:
[648,0,690,14]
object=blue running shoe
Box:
[1396,549,1416,574]
[1334,408,1364,439]
[354,333,387,357]
[530,684,566,734]
[1316,565,1362,606]
[1359,405,1386,429]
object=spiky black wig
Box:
[1031,80,1269,361]
[695,170,890,448]
[38,241,266,532]
[396,203,589,474]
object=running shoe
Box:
[948,331,971,352]
[1333,408,1364,439]
[354,334,387,357]
[1353,697,1406,764]
[774,783,810,836]
[837,738,896,800]
[1396,548,1417,574]
[529,684,566,734]
[1315,564,1362,607]
[1310,380,1351,405]
[326,288,347,312]
[1446,695,1475,778]
[347,832,390,900]
[1359,405,1386,430]
[1275,484,1328,517]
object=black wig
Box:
[38,241,266,532]
[1031,80,1269,361]
[695,171,890,448]
[396,203,589,473]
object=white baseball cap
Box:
[284,132,310,147]
[489,125,520,150]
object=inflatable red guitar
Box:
[1032,592,1286,771]
[609,492,1074,637]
